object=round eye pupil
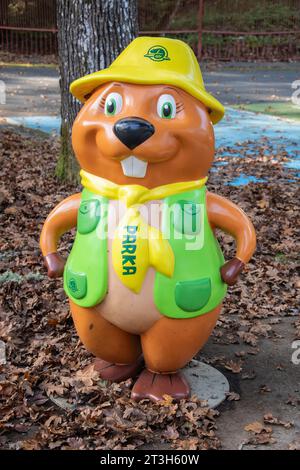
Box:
[162,102,172,118]
[106,98,116,115]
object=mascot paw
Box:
[220,257,244,286]
[44,252,65,278]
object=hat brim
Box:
[70,66,225,124]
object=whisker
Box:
[176,105,184,113]
[99,98,106,109]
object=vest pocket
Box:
[172,200,201,235]
[175,278,211,312]
[66,269,87,300]
[77,199,100,234]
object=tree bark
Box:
[56,0,138,182]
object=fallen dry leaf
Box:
[289,441,300,450]
[244,421,272,434]
[226,392,241,401]
[224,360,243,373]
[264,413,293,429]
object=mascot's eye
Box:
[104,92,123,116]
[157,94,176,119]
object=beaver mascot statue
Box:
[40,37,256,402]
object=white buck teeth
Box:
[121,156,148,178]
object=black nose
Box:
[113,117,155,150]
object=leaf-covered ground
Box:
[0,127,299,450]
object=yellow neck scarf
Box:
[80,170,207,293]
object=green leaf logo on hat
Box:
[144,45,170,62]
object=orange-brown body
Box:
[41,81,256,401]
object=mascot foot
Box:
[92,355,144,382]
[131,369,190,402]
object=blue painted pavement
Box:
[6,107,300,186]
[7,116,61,135]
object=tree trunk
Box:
[56,0,138,182]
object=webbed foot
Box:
[92,355,144,382]
[131,369,190,402]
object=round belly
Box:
[95,264,162,335]
[95,199,164,335]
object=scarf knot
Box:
[80,170,207,293]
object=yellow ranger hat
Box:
[70,36,225,124]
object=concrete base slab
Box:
[183,360,230,408]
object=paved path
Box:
[0,62,299,117]
[0,65,59,117]
[203,316,300,450]
[203,62,299,106]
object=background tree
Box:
[56,0,138,181]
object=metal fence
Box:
[201,0,300,60]
[139,0,300,60]
[139,0,204,58]
[0,0,57,56]
[0,0,299,60]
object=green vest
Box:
[64,186,227,319]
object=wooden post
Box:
[197,0,204,60]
